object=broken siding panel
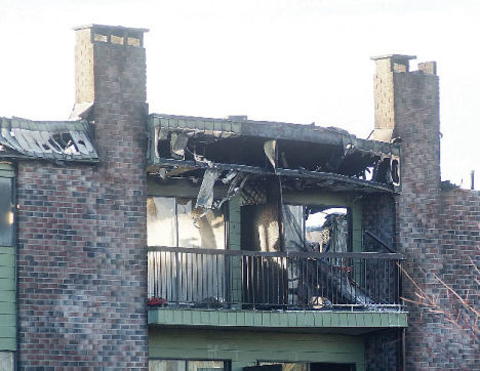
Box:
[38,131,63,155]
[11,129,37,157]
[150,115,240,138]
[21,129,49,158]
[69,130,95,158]
[75,131,96,154]
[0,117,98,162]
[1,128,23,154]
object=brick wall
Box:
[16,25,149,369]
[373,55,479,369]
[361,193,396,252]
[362,193,402,370]
[365,329,402,371]
[436,187,480,368]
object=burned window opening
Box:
[283,205,350,254]
[306,207,349,253]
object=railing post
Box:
[228,196,243,309]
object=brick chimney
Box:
[372,53,440,200]
[73,24,149,367]
[372,54,442,369]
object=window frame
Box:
[147,195,229,249]
[0,175,15,247]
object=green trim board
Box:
[148,308,408,331]
[149,327,366,371]
[0,164,16,352]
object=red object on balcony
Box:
[148,297,168,307]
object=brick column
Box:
[75,24,150,368]
[373,55,443,370]
[17,25,149,369]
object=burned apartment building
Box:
[0,25,478,370]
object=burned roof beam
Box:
[150,157,395,194]
[276,168,395,193]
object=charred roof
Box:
[0,117,98,162]
[147,113,401,194]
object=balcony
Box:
[147,247,407,332]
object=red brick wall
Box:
[392,69,444,370]
[436,188,480,368]
[16,163,147,369]
[373,57,479,369]
[362,194,402,370]
[16,26,149,369]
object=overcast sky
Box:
[1,0,479,188]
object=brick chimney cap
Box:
[370,54,416,61]
[73,24,149,33]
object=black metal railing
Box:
[148,246,404,310]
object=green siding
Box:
[0,251,16,352]
[0,164,16,352]
[148,308,408,329]
[149,328,366,371]
[0,253,16,352]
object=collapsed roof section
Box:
[147,114,401,194]
[0,117,99,163]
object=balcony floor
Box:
[148,307,407,334]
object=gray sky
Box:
[1,0,479,188]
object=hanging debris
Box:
[195,168,222,210]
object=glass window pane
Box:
[177,199,225,249]
[284,205,304,251]
[147,197,176,247]
[197,208,225,250]
[177,199,201,248]
[0,177,13,246]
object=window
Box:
[284,205,349,253]
[149,360,229,371]
[0,177,14,246]
[147,197,227,304]
[147,197,226,249]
